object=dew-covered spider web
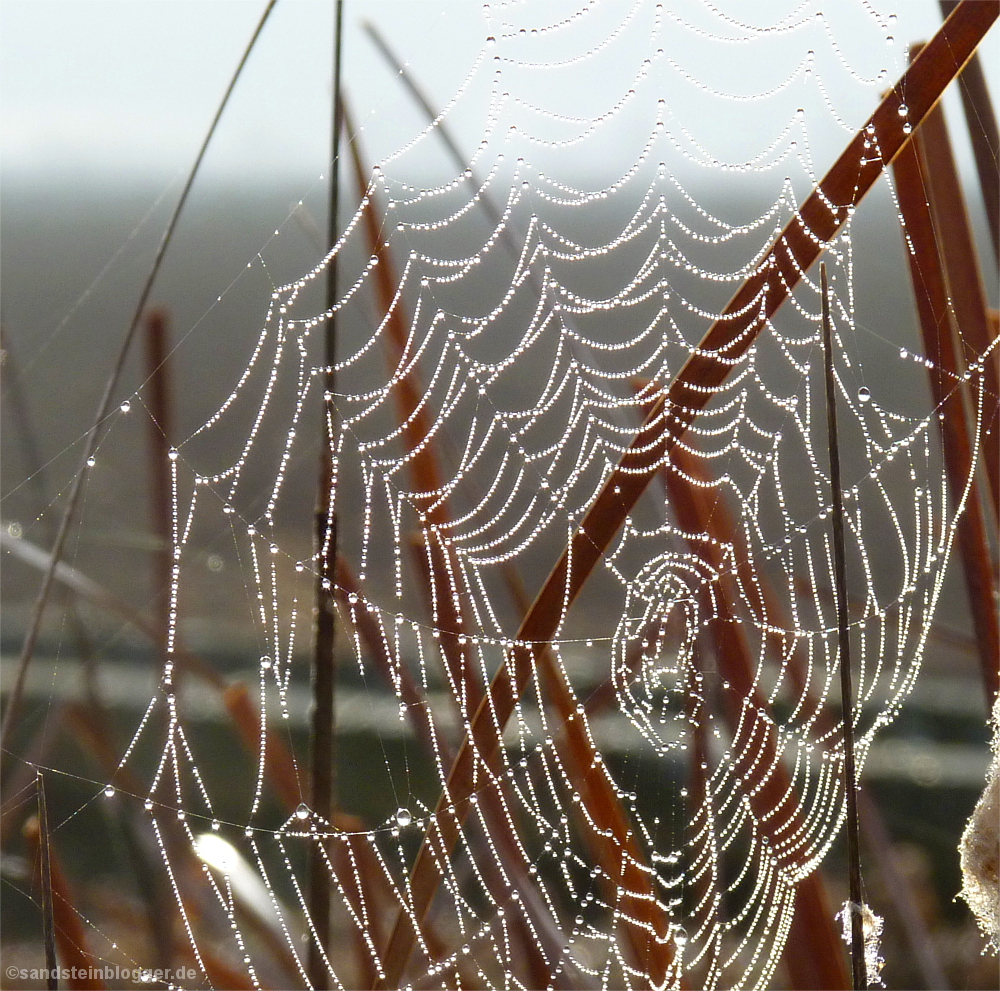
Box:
[36,1,996,989]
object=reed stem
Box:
[821,264,866,990]
[308,3,344,986]
[36,772,58,991]
[940,0,1000,266]
[145,311,173,675]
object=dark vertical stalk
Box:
[308,3,344,987]
[0,0,278,770]
[145,311,173,674]
[140,311,178,973]
[821,264,866,990]
[36,772,58,991]
[940,0,1000,266]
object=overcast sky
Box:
[1,0,996,188]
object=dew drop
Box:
[86,457,96,468]
[295,803,310,820]
[858,386,871,403]
[120,401,131,413]
[395,807,413,827]
[103,785,115,799]
[486,35,496,46]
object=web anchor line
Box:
[821,263,866,990]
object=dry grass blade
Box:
[632,380,949,990]
[374,5,998,987]
[336,565,532,987]
[662,445,850,991]
[344,103,481,716]
[338,822,390,989]
[223,682,302,813]
[35,773,58,990]
[345,113,585,988]
[668,465,950,989]
[309,6,346,982]
[310,450,338,990]
[346,114,677,991]
[892,127,1000,706]
[940,0,1000,265]
[908,70,1000,524]
[629,380,849,989]
[24,800,105,990]
[334,559,443,759]
[144,310,173,676]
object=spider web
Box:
[22,1,994,989]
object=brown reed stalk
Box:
[665,454,954,990]
[661,444,851,991]
[34,773,59,990]
[24,787,105,990]
[0,0,279,771]
[892,128,1000,706]
[939,0,1000,266]
[631,376,951,989]
[681,653,721,988]
[374,6,998,986]
[345,117,588,988]
[626,379,850,989]
[308,5,346,985]
[907,60,999,524]
[223,682,303,813]
[145,310,173,678]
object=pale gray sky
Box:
[1,0,995,188]
[1,1,484,182]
